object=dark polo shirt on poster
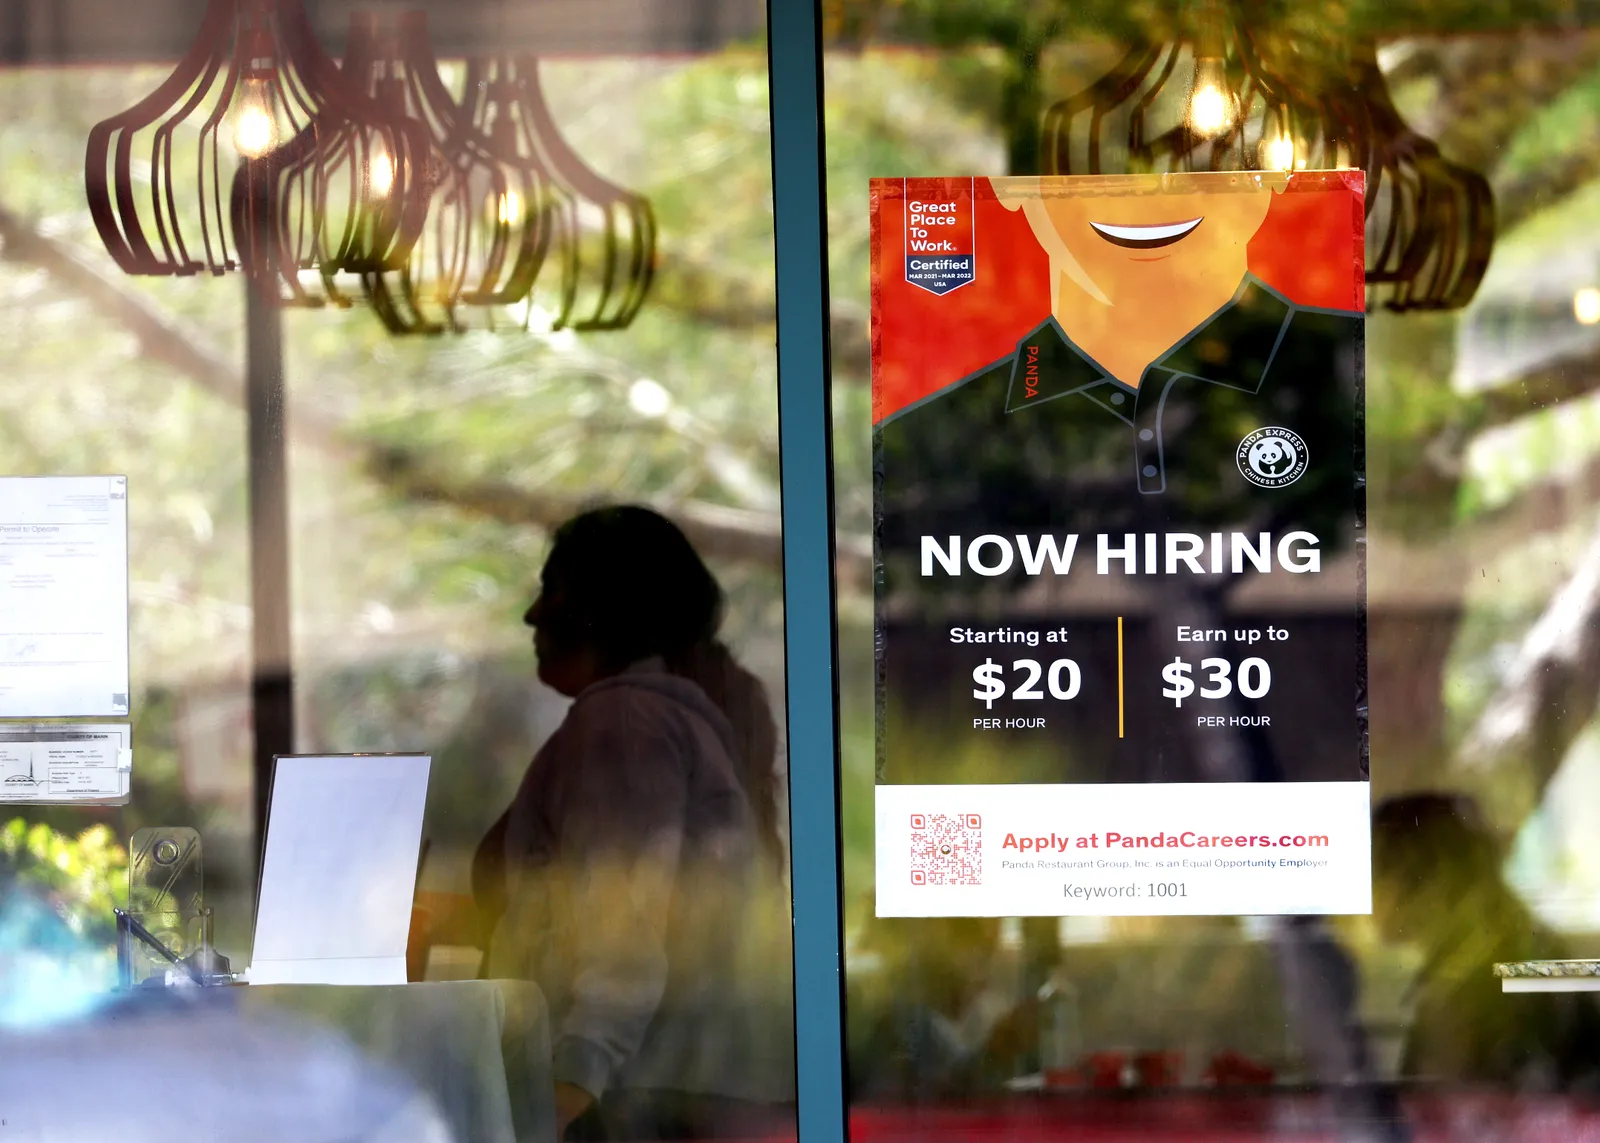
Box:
[874,274,1365,785]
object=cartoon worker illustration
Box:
[880,171,1359,527]
[997,172,1281,390]
[873,172,1364,786]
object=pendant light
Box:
[1040,9,1493,312]
[348,12,562,334]
[459,54,657,331]
[84,0,431,285]
[228,10,433,305]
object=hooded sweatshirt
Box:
[482,660,794,1105]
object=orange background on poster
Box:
[870,173,1365,423]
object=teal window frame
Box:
[767,2,850,1140]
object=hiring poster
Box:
[872,173,1368,916]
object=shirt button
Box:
[1110,392,1125,405]
[1139,429,1154,441]
[1142,465,1158,478]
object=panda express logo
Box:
[1237,426,1309,489]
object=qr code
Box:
[910,813,982,886]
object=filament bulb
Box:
[369,144,395,196]
[1188,60,1233,136]
[232,80,277,158]
[496,189,523,225]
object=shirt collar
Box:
[1004,273,1296,413]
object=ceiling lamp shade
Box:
[1040,16,1494,312]
[460,55,657,331]
[1347,47,1493,312]
[342,12,562,334]
[235,12,436,310]
[85,0,654,335]
[239,13,655,335]
[84,0,431,286]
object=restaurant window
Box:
[0,4,798,1142]
[821,3,1600,1140]
[7,1,1600,1140]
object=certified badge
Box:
[1237,426,1308,488]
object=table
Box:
[242,979,555,1143]
[1494,959,1600,992]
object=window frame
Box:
[766,2,851,1141]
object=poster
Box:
[872,172,1368,916]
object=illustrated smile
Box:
[1088,217,1204,249]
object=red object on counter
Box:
[1203,1050,1277,1087]
[1135,1050,1184,1087]
[1084,1051,1129,1089]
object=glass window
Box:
[827,6,1600,1138]
[0,6,796,1142]
[17,1,1600,1139]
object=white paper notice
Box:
[249,754,431,986]
[876,781,1371,917]
[0,724,131,803]
[0,476,129,718]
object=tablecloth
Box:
[242,979,554,1143]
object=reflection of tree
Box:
[651,252,874,381]
[0,820,127,947]
[1460,529,1600,809]
[0,202,873,581]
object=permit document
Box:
[249,754,431,986]
[0,476,130,718]
[0,723,132,803]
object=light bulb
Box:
[1190,84,1229,135]
[1262,134,1296,172]
[496,189,523,225]
[1574,286,1600,326]
[369,146,395,196]
[232,81,277,158]
[1188,60,1232,136]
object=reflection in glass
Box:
[828,14,1600,1140]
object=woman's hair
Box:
[539,505,784,863]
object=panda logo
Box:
[1249,437,1295,476]
[1236,427,1308,488]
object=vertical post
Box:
[246,279,294,851]
[765,3,847,1142]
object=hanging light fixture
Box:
[1344,45,1493,313]
[1040,10,1493,312]
[228,11,434,307]
[84,0,431,286]
[245,13,654,335]
[1186,3,1240,145]
[341,12,563,334]
[459,55,657,331]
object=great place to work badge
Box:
[901,177,976,296]
[869,171,1370,920]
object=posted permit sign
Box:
[871,171,1370,917]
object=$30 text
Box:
[1162,656,1272,708]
